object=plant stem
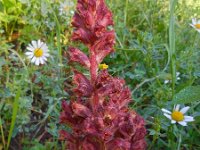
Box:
[177,130,182,150]
[0,116,6,149]
[6,87,21,150]
[169,0,177,98]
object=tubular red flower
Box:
[60,0,146,149]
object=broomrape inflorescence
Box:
[59,0,146,149]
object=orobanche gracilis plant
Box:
[59,0,146,149]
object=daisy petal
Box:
[196,29,200,33]
[192,18,196,25]
[31,57,36,63]
[25,52,33,56]
[31,40,37,49]
[178,121,187,126]
[40,58,44,64]
[184,116,194,122]
[27,45,34,51]
[27,54,34,59]
[171,120,176,124]
[175,104,180,111]
[164,113,172,120]
[161,108,171,114]
[42,56,47,61]
[35,58,40,66]
[44,53,50,57]
[37,39,42,47]
[176,72,180,76]
[180,106,190,114]
[164,80,169,84]
[41,45,48,52]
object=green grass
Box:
[0,0,200,149]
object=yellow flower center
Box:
[171,111,184,122]
[34,48,43,57]
[195,24,200,29]
[99,63,108,70]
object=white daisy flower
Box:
[25,40,50,66]
[161,105,194,126]
[190,18,200,33]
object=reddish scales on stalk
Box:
[59,0,146,149]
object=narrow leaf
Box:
[6,87,21,150]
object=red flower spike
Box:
[60,0,146,149]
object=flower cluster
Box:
[59,0,146,149]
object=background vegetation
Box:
[0,0,200,149]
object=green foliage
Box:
[172,86,200,104]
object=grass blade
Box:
[6,87,21,150]
[169,0,177,98]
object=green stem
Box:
[169,0,177,98]
[177,131,182,150]
[6,87,21,150]
[0,116,6,149]
[124,0,128,26]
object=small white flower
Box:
[25,40,50,66]
[161,104,194,126]
[190,18,200,33]
[164,72,181,84]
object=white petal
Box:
[175,104,180,111]
[180,106,190,114]
[171,120,176,124]
[27,45,34,51]
[38,40,44,48]
[35,58,40,65]
[164,80,169,84]
[37,40,41,47]
[164,113,172,120]
[27,54,34,59]
[31,57,36,63]
[40,58,44,64]
[44,53,50,57]
[178,121,187,126]
[41,45,48,52]
[176,72,180,76]
[197,20,200,24]
[42,56,47,61]
[25,52,33,56]
[192,18,196,25]
[184,116,194,122]
[195,28,200,33]
[32,40,38,49]
[161,108,171,114]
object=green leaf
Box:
[172,86,200,104]
[6,87,21,150]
